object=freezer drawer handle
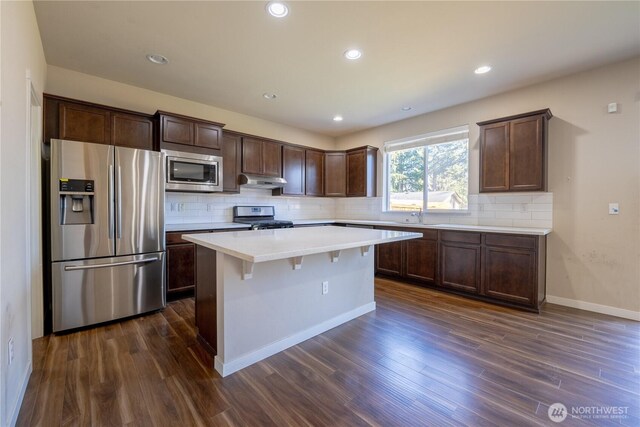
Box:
[64,256,159,271]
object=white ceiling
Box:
[34,1,640,137]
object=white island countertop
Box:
[182,226,422,263]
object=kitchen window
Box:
[384,125,469,212]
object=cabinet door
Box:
[484,246,536,306]
[195,122,221,150]
[59,102,111,145]
[242,137,264,175]
[162,115,194,146]
[439,242,481,294]
[222,133,242,193]
[166,243,196,293]
[305,149,324,196]
[346,149,366,196]
[376,241,403,277]
[281,145,305,195]
[509,116,543,191]
[111,112,154,150]
[324,152,346,196]
[263,140,282,177]
[480,122,509,192]
[405,237,438,284]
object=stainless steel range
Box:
[233,206,293,230]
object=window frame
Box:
[383,125,470,214]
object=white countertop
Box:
[182,226,422,263]
[166,222,250,232]
[291,219,551,235]
[167,219,550,236]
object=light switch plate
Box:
[608,203,619,215]
[607,102,618,113]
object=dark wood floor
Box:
[17,279,640,426]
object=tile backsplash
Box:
[165,188,336,223]
[335,192,553,229]
[166,190,553,229]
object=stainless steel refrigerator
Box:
[49,139,165,332]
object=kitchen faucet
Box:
[410,208,423,222]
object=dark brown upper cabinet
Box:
[280,145,305,196]
[44,94,155,150]
[478,109,552,193]
[111,112,154,150]
[59,101,111,145]
[346,146,377,197]
[157,111,223,151]
[324,152,347,197]
[305,149,324,196]
[221,132,242,193]
[242,137,282,177]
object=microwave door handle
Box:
[108,164,115,239]
[117,165,122,239]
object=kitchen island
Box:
[183,226,421,377]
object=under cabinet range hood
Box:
[238,174,287,189]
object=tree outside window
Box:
[387,134,468,211]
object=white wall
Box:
[45,65,336,151]
[0,1,46,425]
[336,57,640,317]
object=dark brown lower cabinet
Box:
[438,230,482,294]
[165,228,250,300]
[166,231,202,295]
[375,226,546,311]
[405,237,438,283]
[166,243,196,293]
[375,227,438,286]
[439,242,481,294]
[376,241,403,277]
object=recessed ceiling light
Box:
[266,2,289,18]
[344,49,362,60]
[401,106,413,111]
[263,92,277,100]
[146,54,169,65]
[474,65,492,74]
[333,115,343,122]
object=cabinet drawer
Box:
[439,230,481,245]
[166,231,207,245]
[485,234,536,250]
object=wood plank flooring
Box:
[17,279,640,426]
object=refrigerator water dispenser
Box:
[59,179,94,225]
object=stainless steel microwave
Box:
[162,149,223,192]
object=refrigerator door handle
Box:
[117,165,122,239]
[108,164,115,239]
[63,256,160,271]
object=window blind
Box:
[383,125,469,153]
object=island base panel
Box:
[196,248,376,377]
[195,245,217,354]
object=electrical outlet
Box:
[8,337,14,365]
[322,281,329,295]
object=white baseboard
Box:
[8,361,32,427]
[546,295,640,321]
[215,302,376,377]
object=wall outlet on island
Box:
[322,281,329,295]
